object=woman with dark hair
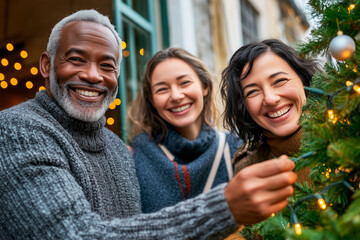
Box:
[128,47,241,213]
[221,39,319,177]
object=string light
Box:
[0,73,4,81]
[6,43,14,51]
[10,78,18,86]
[294,223,302,235]
[39,86,46,91]
[25,81,33,89]
[348,3,356,12]
[327,109,335,120]
[345,81,360,94]
[123,50,130,57]
[30,67,38,75]
[271,213,275,217]
[114,98,121,105]
[121,41,127,49]
[1,58,9,66]
[20,50,28,58]
[139,48,144,56]
[14,62,22,70]
[1,81,8,89]
[109,102,116,110]
[315,194,327,209]
[107,117,115,125]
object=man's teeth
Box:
[75,89,99,97]
[268,106,290,118]
[170,104,191,112]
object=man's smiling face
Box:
[46,21,119,122]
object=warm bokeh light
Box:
[327,109,334,120]
[123,50,130,57]
[122,41,127,49]
[271,213,275,217]
[107,117,115,125]
[318,198,327,209]
[0,73,4,81]
[20,50,28,58]
[114,98,121,105]
[346,81,353,86]
[109,102,116,110]
[294,223,302,235]
[31,67,38,75]
[353,84,360,94]
[6,43,14,51]
[1,58,9,66]
[39,86,46,91]
[10,78,18,86]
[139,48,144,56]
[348,3,356,12]
[14,62,22,70]
[26,81,33,89]
[1,81,8,89]
[353,68,357,73]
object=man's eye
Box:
[68,57,84,63]
[101,63,116,70]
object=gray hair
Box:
[47,9,122,75]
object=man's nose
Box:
[78,62,103,83]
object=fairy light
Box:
[139,48,144,56]
[345,81,360,94]
[1,58,9,66]
[14,62,22,70]
[123,50,130,57]
[1,81,8,89]
[114,98,121,105]
[271,213,275,217]
[0,73,4,81]
[26,81,33,89]
[107,117,115,125]
[109,102,116,110]
[348,3,356,12]
[20,50,28,58]
[317,198,327,209]
[121,41,127,49]
[327,109,335,120]
[30,67,38,75]
[294,223,302,235]
[10,78,18,86]
[39,86,46,91]
[6,43,14,51]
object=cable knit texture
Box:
[0,91,238,239]
[132,125,241,213]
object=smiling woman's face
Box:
[240,51,306,137]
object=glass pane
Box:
[122,17,151,104]
[122,0,149,20]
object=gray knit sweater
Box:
[0,91,237,239]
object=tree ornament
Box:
[329,31,356,61]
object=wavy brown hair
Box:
[128,48,217,142]
[221,39,320,150]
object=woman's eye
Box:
[155,87,168,93]
[274,78,288,85]
[180,80,191,86]
[245,89,258,98]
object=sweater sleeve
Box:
[0,117,238,239]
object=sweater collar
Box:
[263,127,303,157]
[35,91,106,151]
[162,124,216,160]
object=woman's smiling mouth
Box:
[267,106,291,118]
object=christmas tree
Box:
[241,0,360,239]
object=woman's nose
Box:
[170,88,184,101]
[263,89,280,105]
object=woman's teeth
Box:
[170,104,191,112]
[268,106,290,118]
[75,89,99,97]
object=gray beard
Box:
[49,66,118,122]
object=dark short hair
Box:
[220,39,319,149]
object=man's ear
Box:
[40,52,50,80]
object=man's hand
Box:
[225,155,297,225]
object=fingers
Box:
[240,155,295,178]
[265,171,297,191]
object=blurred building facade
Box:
[0,0,309,141]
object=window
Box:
[241,0,259,44]
[113,0,162,141]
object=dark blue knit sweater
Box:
[132,125,241,213]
